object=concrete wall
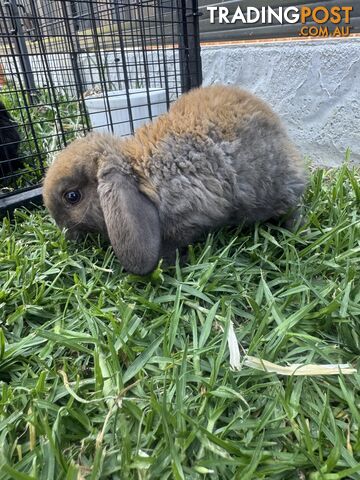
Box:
[201,38,360,166]
[3,37,359,166]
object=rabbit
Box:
[43,84,307,275]
[0,100,21,188]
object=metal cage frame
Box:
[0,0,202,214]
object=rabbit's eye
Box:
[64,190,81,205]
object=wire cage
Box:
[0,0,202,213]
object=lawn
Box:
[0,164,359,480]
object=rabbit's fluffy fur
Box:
[43,85,307,275]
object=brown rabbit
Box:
[43,85,307,275]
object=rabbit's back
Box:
[124,85,281,157]
[127,85,306,244]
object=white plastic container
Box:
[84,88,167,137]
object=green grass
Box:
[0,165,360,479]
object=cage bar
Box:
[0,0,202,214]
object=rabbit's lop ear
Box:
[98,164,161,275]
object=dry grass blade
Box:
[243,356,357,376]
[228,322,357,376]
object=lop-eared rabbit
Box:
[43,85,307,275]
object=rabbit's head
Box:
[43,133,161,275]
[43,134,107,238]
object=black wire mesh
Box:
[0,0,202,208]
